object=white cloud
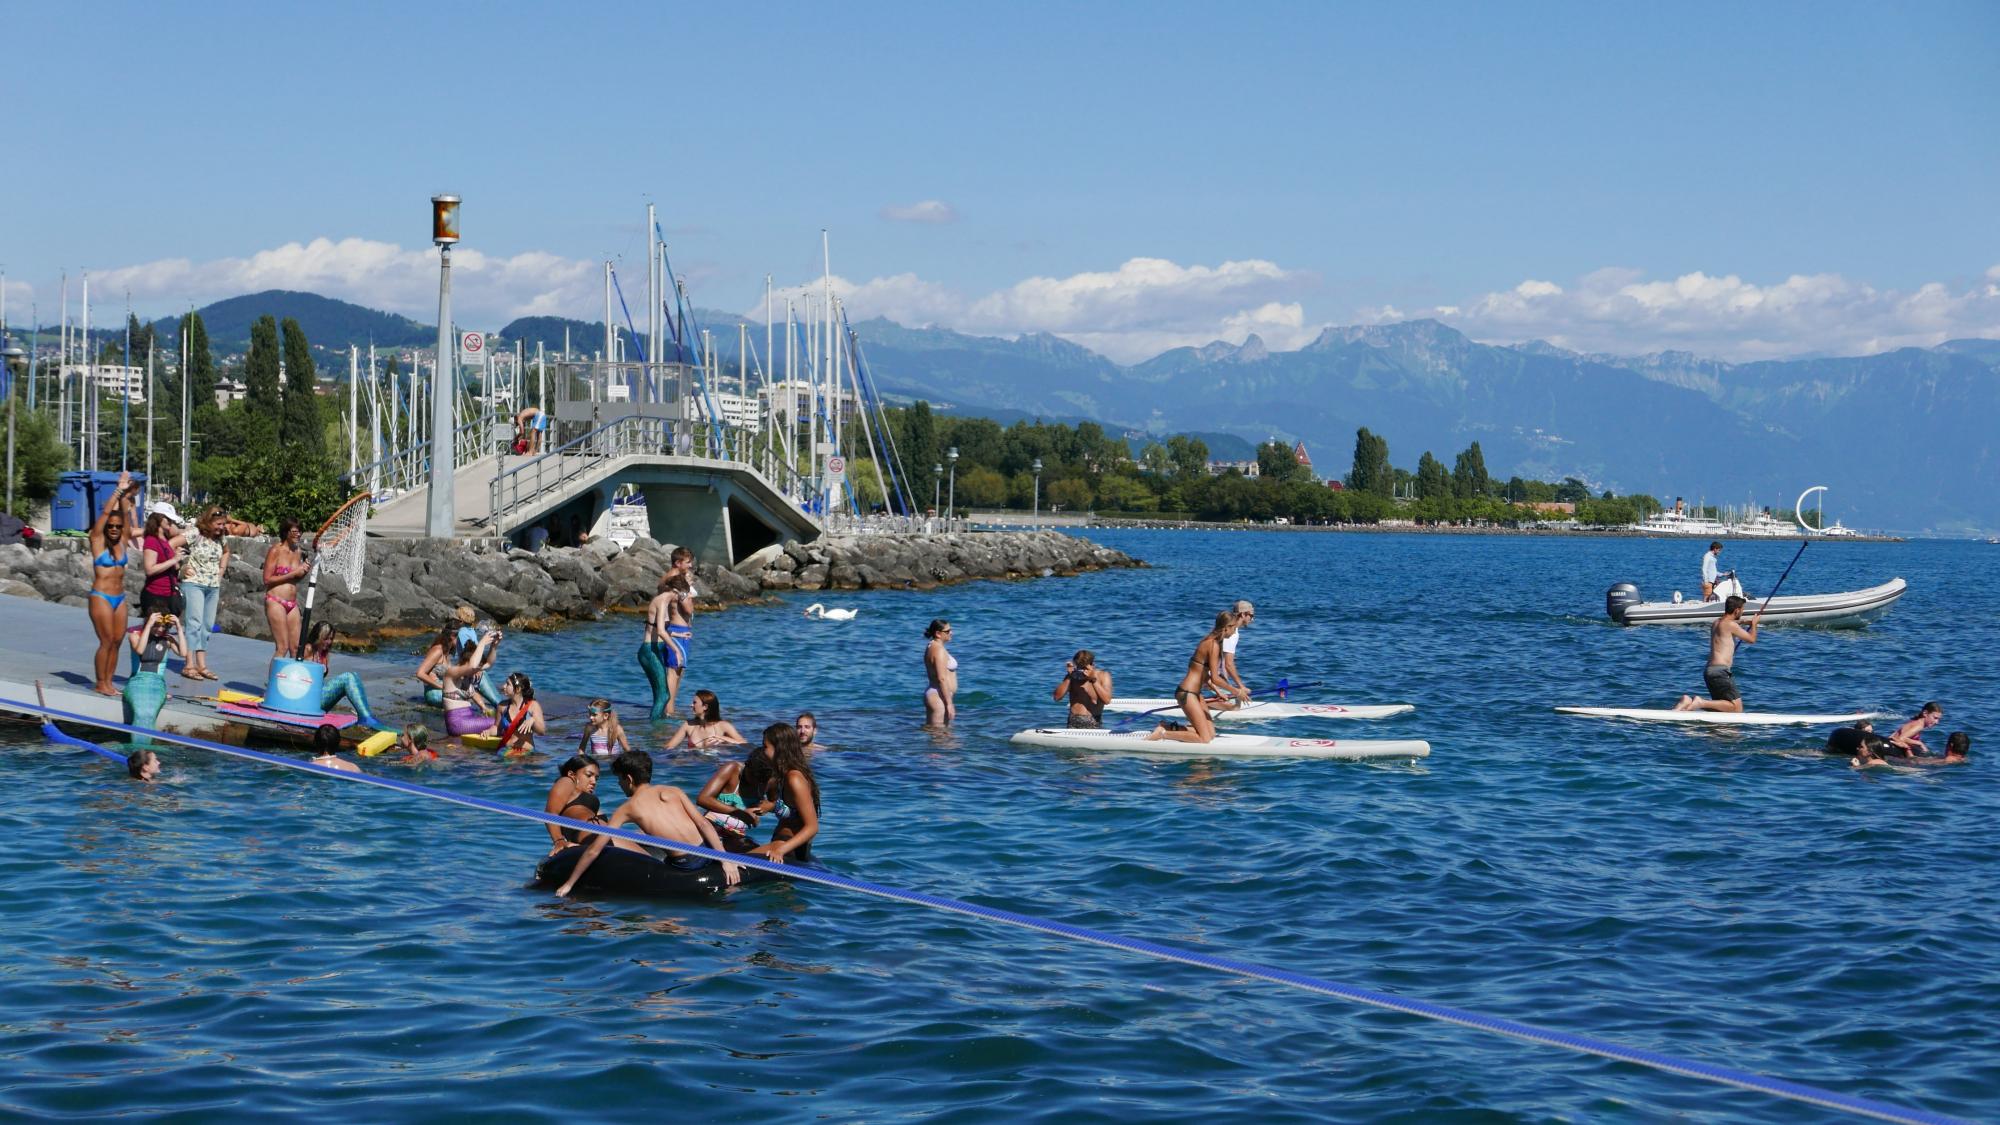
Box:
[879,200,959,225]
[1375,266,2000,360]
[31,238,603,332]
[767,256,1320,362]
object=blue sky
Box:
[2,1,1995,360]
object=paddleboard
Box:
[462,732,504,750]
[1010,727,1430,760]
[1105,699,1414,722]
[216,700,359,730]
[355,729,397,756]
[1556,707,1889,726]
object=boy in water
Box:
[555,750,739,896]
[1674,595,1757,713]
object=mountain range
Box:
[153,291,1998,533]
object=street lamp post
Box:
[946,447,958,523]
[426,194,461,538]
[932,463,942,526]
[2,337,24,515]
[1032,457,1043,525]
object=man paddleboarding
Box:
[1674,594,1757,713]
[1701,541,1724,601]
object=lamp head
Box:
[431,194,461,246]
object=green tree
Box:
[1138,441,1170,476]
[182,311,216,402]
[1555,476,1591,503]
[243,315,282,447]
[1165,434,1209,479]
[1415,451,1452,500]
[1256,440,1303,483]
[1046,476,1093,512]
[279,318,324,460]
[1347,427,1391,496]
[1451,441,1490,499]
[4,402,71,508]
[899,400,939,481]
[1095,473,1156,513]
[957,465,1007,509]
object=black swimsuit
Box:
[559,791,602,843]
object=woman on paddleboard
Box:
[662,689,748,750]
[923,619,957,727]
[1147,611,1236,745]
[1054,650,1112,729]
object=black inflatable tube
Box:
[534,844,806,898]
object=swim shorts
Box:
[1067,713,1102,729]
[664,625,691,669]
[1703,664,1740,703]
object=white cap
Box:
[148,499,185,526]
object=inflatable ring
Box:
[534,844,795,897]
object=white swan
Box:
[803,603,859,621]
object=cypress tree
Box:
[1348,427,1391,496]
[1452,441,1490,499]
[242,315,283,450]
[183,312,215,400]
[1416,451,1451,499]
[280,317,325,461]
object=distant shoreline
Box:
[1073,517,1907,543]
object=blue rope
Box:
[40,720,127,763]
[3,694,1962,1125]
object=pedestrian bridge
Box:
[356,414,821,566]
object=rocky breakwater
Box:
[0,531,1138,643]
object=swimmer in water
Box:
[1823,719,1889,758]
[1884,702,1944,756]
[397,724,437,764]
[749,722,820,866]
[796,711,818,752]
[695,732,782,853]
[662,689,748,750]
[1856,730,1971,769]
[126,748,162,781]
[923,619,957,727]
[543,755,622,855]
[554,750,740,896]
[577,699,632,757]
[493,672,546,755]
[309,723,361,773]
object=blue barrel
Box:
[89,472,146,526]
[51,473,92,532]
[264,658,327,717]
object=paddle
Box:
[1750,485,1825,626]
[1112,678,1324,726]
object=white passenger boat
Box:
[1605,576,1906,627]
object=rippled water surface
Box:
[4,530,1995,1121]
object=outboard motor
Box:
[1606,583,1643,623]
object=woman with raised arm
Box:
[86,472,142,696]
[122,612,190,740]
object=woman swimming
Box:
[263,518,306,662]
[577,698,632,757]
[663,689,748,750]
[1054,649,1113,729]
[695,727,782,852]
[494,672,546,755]
[543,755,612,854]
[303,622,383,728]
[396,724,437,764]
[750,721,821,865]
[923,619,957,727]
[309,722,361,773]
[86,471,141,696]
[122,613,189,742]
[1147,610,1236,745]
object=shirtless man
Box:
[1700,541,1724,602]
[554,750,739,896]
[1214,600,1255,709]
[1673,594,1757,713]
[662,547,697,714]
[514,405,549,454]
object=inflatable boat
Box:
[1605,577,1905,628]
[534,844,796,898]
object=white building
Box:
[60,364,147,404]
[759,378,857,425]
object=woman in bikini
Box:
[1053,649,1113,729]
[439,630,501,738]
[662,689,749,751]
[1147,610,1236,745]
[543,755,620,855]
[86,472,142,696]
[923,619,957,727]
[576,698,632,757]
[262,518,306,662]
[414,624,459,707]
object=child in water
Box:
[577,699,632,757]
[398,724,437,764]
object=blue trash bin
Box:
[51,473,92,533]
[88,472,146,527]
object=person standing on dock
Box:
[86,472,143,697]
[1673,595,1757,713]
[1701,541,1724,601]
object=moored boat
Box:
[1605,577,1906,627]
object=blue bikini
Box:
[91,550,130,610]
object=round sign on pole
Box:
[827,455,846,479]
[461,331,485,354]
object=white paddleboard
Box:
[1105,699,1414,722]
[1556,707,1889,726]
[1010,727,1430,760]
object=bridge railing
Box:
[486,413,816,535]
[341,417,496,498]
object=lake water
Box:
[3,530,1993,1121]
